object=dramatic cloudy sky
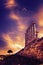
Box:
[0,0,43,55]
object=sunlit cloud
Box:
[33,5,43,26]
[5,0,17,8]
[38,28,43,38]
[18,23,26,31]
[33,5,43,38]
[9,11,20,21]
[0,50,7,55]
[9,11,29,32]
[1,33,24,54]
[37,6,43,27]
[14,44,24,49]
[38,33,43,38]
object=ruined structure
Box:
[25,22,38,46]
[0,22,43,65]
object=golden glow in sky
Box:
[0,1,43,55]
[38,6,43,27]
[34,6,43,38]
[5,0,17,8]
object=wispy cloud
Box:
[33,5,43,38]
[0,0,43,55]
[5,0,17,8]
[1,33,24,54]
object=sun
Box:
[38,33,43,38]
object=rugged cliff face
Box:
[18,37,43,61]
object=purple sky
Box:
[0,0,43,55]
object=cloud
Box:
[5,0,17,8]
[9,11,30,32]
[0,0,43,55]
[38,27,43,38]
[9,11,20,21]
[33,5,43,38]
[1,33,24,54]
[38,7,43,27]
[35,5,43,27]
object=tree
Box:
[7,50,13,55]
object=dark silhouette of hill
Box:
[4,53,43,65]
